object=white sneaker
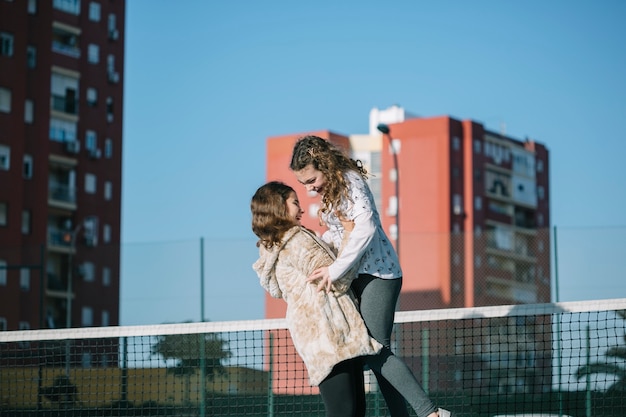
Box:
[438,408,451,417]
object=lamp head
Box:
[376,123,390,134]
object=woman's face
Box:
[285,191,304,225]
[294,164,326,195]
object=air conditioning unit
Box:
[65,140,80,154]
[84,235,98,247]
[88,148,102,159]
[108,71,120,84]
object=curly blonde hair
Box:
[290,135,367,219]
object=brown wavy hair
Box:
[290,135,367,219]
[251,181,299,249]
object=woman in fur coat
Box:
[252,181,382,417]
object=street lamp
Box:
[376,123,400,258]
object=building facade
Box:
[264,106,551,395]
[0,0,124,367]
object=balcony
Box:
[48,182,77,210]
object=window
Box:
[81,262,95,282]
[86,87,97,106]
[27,0,37,14]
[52,24,80,58]
[0,32,14,57]
[85,130,97,151]
[49,118,77,142]
[387,195,397,217]
[102,267,111,286]
[19,321,30,330]
[107,55,119,83]
[85,173,96,194]
[103,224,111,243]
[473,139,482,154]
[53,0,80,15]
[452,194,462,215]
[87,44,99,64]
[0,317,6,331]
[537,186,545,200]
[104,181,112,200]
[0,87,11,113]
[0,260,6,286]
[452,136,460,151]
[0,202,6,226]
[23,155,33,179]
[474,196,482,210]
[21,210,31,234]
[537,160,544,173]
[106,96,113,122]
[83,216,99,246]
[101,310,109,326]
[0,145,9,170]
[20,268,30,290]
[104,138,112,158]
[88,2,100,21]
[82,306,93,326]
[24,99,34,123]
[26,45,36,68]
[51,72,79,114]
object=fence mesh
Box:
[1,299,625,417]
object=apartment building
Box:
[0,0,124,367]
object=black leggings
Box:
[318,358,366,417]
[351,274,437,417]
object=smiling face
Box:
[285,191,304,225]
[294,164,327,195]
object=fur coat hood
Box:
[253,226,382,386]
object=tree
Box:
[576,310,626,392]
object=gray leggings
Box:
[351,274,437,417]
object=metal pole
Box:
[553,226,563,416]
[199,237,206,417]
[585,325,591,417]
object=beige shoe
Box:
[438,408,451,417]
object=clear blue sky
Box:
[120,1,626,325]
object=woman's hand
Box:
[306,266,332,293]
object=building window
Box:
[0,260,7,286]
[84,216,99,247]
[87,44,99,64]
[21,210,31,234]
[537,186,545,200]
[85,173,96,194]
[452,136,460,151]
[104,181,112,200]
[49,118,77,142]
[19,321,30,330]
[537,160,544,173]
[53,0,80,15]
[51,72,79,114]
[104,138,112,158]
[20,268,30,290]
[108,14,118,40]
[474,196,482,211]
[23,155,33,179]
[0,317,6,331]
[0,202,7,226]
[452,194,462,215]
[473,139,482,154]
[101,310,109,326]
[26,45,36,68]
[102,267,111,286]
[24,99,34,124]
[103,224,111,243]
[0,87,11,113]
[0,145,10,171]
[27,0,37,14]
[52,24,80,58]
[86,87,97,106]
[88,2,100,21]
[0,32,13,57]
[106,96,113,122]
[85,130,97,151]
[81,262,95,282]
[81,306,93,326]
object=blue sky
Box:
[120,1,626,325]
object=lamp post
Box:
[377,123,400,258]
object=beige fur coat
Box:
[253,226,382,386]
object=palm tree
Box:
[576,310,626,392]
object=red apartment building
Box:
[264,109,551,395]
[0,0,124,367]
